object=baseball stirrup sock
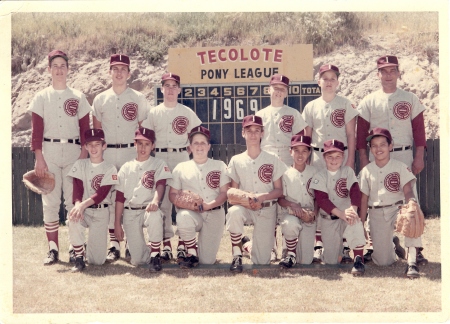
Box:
[73,245,84,258]
[367,233,373,249]
[230,233,243,256]
[177,239,185,250]
[149,242,161,256]
[353,245,364,262]
[184,237,197,256]
[315,230,322,246]
[45,221,59,250]
[163,237,172,250]
[285,238,298,254]
[109,229,120,249]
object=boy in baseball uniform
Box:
[277,134,318,268]
[67,129,118,272]
[114,128,172,272]
[92,54,149,263]
[28,50,91,265]
[226,115,286,272]
[302,64,359,264]
[356,55,427,265]
[359,128,421,278]
[310,139,366,276]
[141,72,202,262]
[168,126,230,268]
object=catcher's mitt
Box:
[22,170,55,195]
[287,206,316,224]
[227,188,262,210]
[395,200,425,238]
[174,190,204,212]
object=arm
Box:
[412,146,425,175]
[345,117,356,170]
[114,191,126,241]
[202,182,230,211]
[68,178,91,221]
[303,126,312,137]
[255,177,283,202]
[31,113,48,177]
[278,195,303,217]
[403,180,415,202]
[356,116,370,169]
[146,183,165,212]
[359,193,369,223]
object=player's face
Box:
[48,57,69,83]
[135,139,154,161]
[377,67,400,90]
[85,141,106,160]
[324,151,344,172]
[318,71,339,94]
[161,80,181,104]
[369,136,393,163]
[110,64,130,87]
[242,125,263,145]
[290,145,311,168]
[190,134,210,159]
[269,85,288,106]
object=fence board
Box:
[434,139,440,215]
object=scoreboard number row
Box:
[181,85,314,98]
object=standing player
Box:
[114,128,172,271]
[92,54,149,262]
[28,50,91,265]
[226,115,286,272]
[141,72,202,262]
[67,129,118,272]
[168,126,230,268]
[356,55,427,265]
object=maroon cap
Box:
[48,50,68,65]
[242,115,263,128]
[110,54,130,66]
[84,128,105,143]
[189,126,210,140]
[269,74,289,87]
[319,64,340,77]
[161,72,181,84]
[323,139,345,154]
[366,127,392,143]
[134,127,155,142]
[377,55,399,69]
[290,134,312,147]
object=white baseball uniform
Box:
[359,158,420,266]
[169,159,230,264]
[226,150,286,264]
[67,159,118,265]
[27,86,91,222]
[116,156,172,266]
[310,166,365,264]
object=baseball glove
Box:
[22,170,55,195]
[174,190,204,212]
[287,206,316,224]
[227,188,262,210]
[395,200,425,238]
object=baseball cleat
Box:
[270,248,277,262]
[416,248,428,266]
[363,249,373,263]
[405,263,420,279]
[230,255,243,273]
[179,254,199,269]
[71,257,86,272]
[160,248,173,262]
[176,247,187,264]
[43,249,59,266]
[69,249,76,264]
[341,247,353,264]
[312,246,323,263]
[351,256,365,276]
[125,248,131,263]
[279,254,296,269]
[106,247,120,263]
[393,235,406,260]
[148,254,162,272]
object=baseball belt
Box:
[320,213,339,220]
[155,147,187,153]
[88,204,109,209]
[392,146,412,152]
[261,201,277,208]
[107,143,134,148]
[44,138,80,145]
[312,146,347,152]
[210,206,222,211]
[368,200,403,209]
[124,206,147,210]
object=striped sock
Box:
[149,242,161,257]
[353,245,364,263]
[109,229,120,250]
[285,238,297,255]
[73,245,85,258]
[315,230,322,248]
[177,239,185,251]
[367,233,373,250]
[184,237,197,256]
[230,232,242,256]
[44,221,59,251]
[163,237,172,250]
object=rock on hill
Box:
[11,34,439,146]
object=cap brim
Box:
[134,135,152,141]
[243,122,263,128]
[366,134,390,142]
[189,131,210,139]
[319,70,340,77]
[290,142,311,148]
[110,62,129,66]
[50,55,68,62]
[377,63,398,69]
[85,137,104,143]
[322,148,344,155]
[270,81,289,86]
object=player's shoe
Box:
[43,249,59,266]
[242,236,251,257]
[363,249,373,263]
[160,247,173,262]
[270,248,277,262]
[312,246,323,263]
[106,247,120,263]
[69,248,76,264]
[71,257,86,272]
[179,254,199,269]
[148,254,162,272]
[351,256,365,276]
[125,248,131,263]
[416,248,428,266]
[393,235,406,260]
[176,247,187,264]
[230,255,243,273]
[341,247,353,264]
[405,263,420,279]
[279,254,296,269]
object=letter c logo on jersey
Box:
[393,102,412,120]
[91,174,104,191]
[330,109,345,128]
[122,103,138,121]
[258,164,274,184]
[279,115,294,133]
[384,172,400,192]
[335,178,348,198]
[64,99,79,117]
[172,116,189,135]
[142,170,156,189]
[206,171,221,189]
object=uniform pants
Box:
[67,207,109,265]
[176,208,225,264]
[280,213,316,264]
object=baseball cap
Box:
[48,50,68,65]
[134,127,156,142]
[189,126,210,140]
[319,64,340,77]
[269,74,289,87]
[290,134,312,147]
[377,55,399,69]
[84,128,105,143]
[366,127,393,143]
[161,72,181,84]
[323,139,345,154]
[242,115,263,128]
[110,54,130,66]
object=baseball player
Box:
[226,115,286,272]
[302,64,359,264]
[66,129,118,272]
[114,128,172,272]
[277,134,318,268]
[356,55,427,265]
[256,74,308,261]
[309,139,366,276]
[92,54,149,263]
[359,128,421,278]
[168,126,230,268]
[141,72,202,262]
[28,50,91,265]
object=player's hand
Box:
[68,202,85,222]
[114,225,124,241]
[412,156,425,175]
[146,200,159,212]
[34,155,48,178]
[344,207,359,226]
[288,203,303,217]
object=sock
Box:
[230,233,243,256]
[353,245,364,263]
[184,238,197,256]
[367,232,373,250]
[73,245,85,258]
[109,229,120,250]
[273,228,278,250]
[163,237,172,250]
[149,242,161,257]
[408,247,417,265]
[315,230,323,248]
[285,238,298,256]
[45,221,59,251]
[177,239,185,250]
[343,238,349,249]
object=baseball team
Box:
[27,50,427,279]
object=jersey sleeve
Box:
[154,160,173,182]
[309,171,328,193]
[344,99,359,123]
[27,92,44,118]
[410,93,426,119]
[399,161,416,189]
[67,160,84,180]
[137,94,149,122]
[77,93,92,119]
[344,166,358,189]
[358,167,371,197]
[292,110,308,134]
[188,109,202,132]
[141,108,154,130]
[226,157,240,184]
[356,96,370,122]
[272,156,287,181]
[115,164,128,193]
[92,95,103,122]
[219,161,231,187]
[301,102,313,128]
[100,165,119,186]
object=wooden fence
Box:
[12,139,440,225]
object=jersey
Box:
[281,165,318,210]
